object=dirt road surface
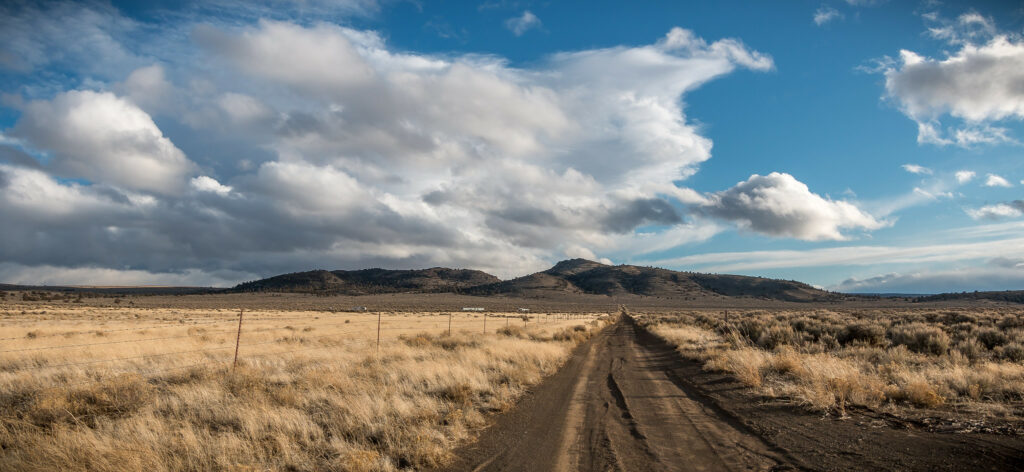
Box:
[443,318,1024,472]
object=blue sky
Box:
[0,0,1022,293]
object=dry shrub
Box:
[996,343,1024,362]
[889,323,950,355]
[756,325,800,350]
[954,338,986,361]
[975,328,1009,349]
[640,308,1024,417]
[837,322,885,347]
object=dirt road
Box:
[444,318,1024,472]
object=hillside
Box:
[232,259,843,302]
[233,268,500,295]
[912,290,1024,304]
[466,259,840,302]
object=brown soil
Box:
[442,318,1024,471]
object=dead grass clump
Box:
[433,382,475,406]
[25,374,154,427]
[706,348,767,388]
[552,325,590,343]
[887,378,945,408]
[496,326,525,338]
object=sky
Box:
[0,0,1022,293]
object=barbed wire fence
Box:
[0,310,601,395]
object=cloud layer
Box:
[5,4,853,284]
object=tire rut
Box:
[443,318,1024,472]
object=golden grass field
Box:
[0,302,611,471]
[635,308,1024,420]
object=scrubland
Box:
[636,308,1024,419]
[0,303,609,471]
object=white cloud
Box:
[9,90,196,195]
[966,202,1024,220]
[814,6,842,26]
[984,173,1012,187]
[700,172,885,241]
[882,30,1024,146]
[955,170,976,183]
[505,11,541,36]
[901,163,932,174]
[190,176,233,195]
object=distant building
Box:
[518,308,530,312]
[351,306,367,311]
[462,307,485,311]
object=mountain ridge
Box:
[231,259,844,302]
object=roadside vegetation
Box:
[0,305,610,471]
[636,309,1024,418]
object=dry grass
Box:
[0,303,610,471]
[637,308,1024,418]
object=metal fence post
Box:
[483,313,487,333]
[376,312,382,352]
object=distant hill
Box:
[233,259,843,302]
[232,268,500,295]
[465,259,839,302]
[912,290,1024,304]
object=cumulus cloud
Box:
[699,172,885,241]
[984,173,1012,187]
[967,201,1024,220]
[814,6,842,26]
[881,15,1024,146]
[9,90,196,195]
[0,14,780,283]
[955,170,976,183]
[901,163,931,175]
[505,11,541,36]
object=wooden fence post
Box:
[232,309,244,369]
[376,312,382,353]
